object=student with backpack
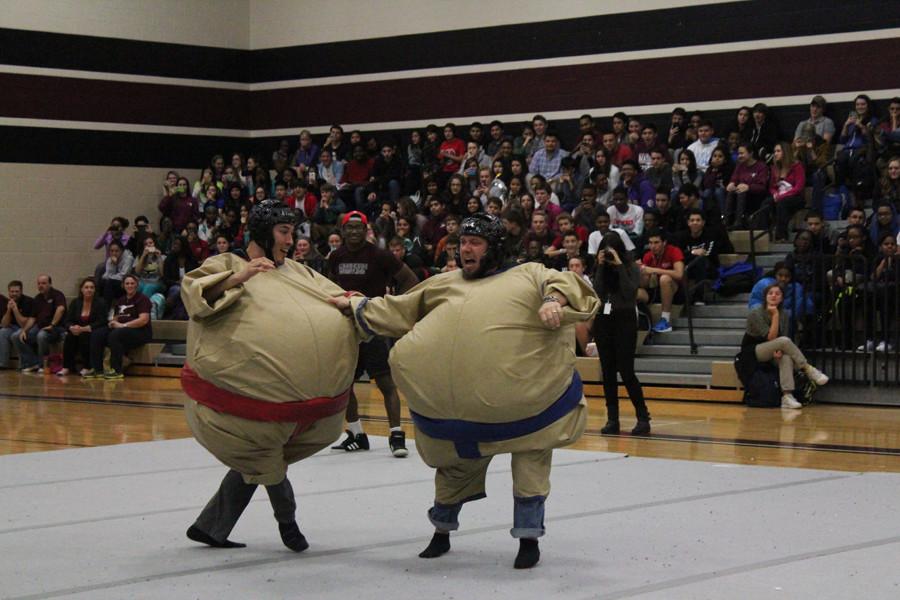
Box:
[737,283,829,409]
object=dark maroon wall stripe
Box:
[250,39,898,128]
[1,74,249,129]
[1,39,894,131]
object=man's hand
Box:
[538,301,563,329]
[42,325,53,332]
[237,257,275,284]
[736,183,749,193]
[328,296,352,313]
[18,329,28,342]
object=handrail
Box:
[683,276,712,356]
[746,204,770,271]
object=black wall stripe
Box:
[0,102,851,169]
[1,0,898,83]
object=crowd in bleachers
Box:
[1,94,899,379]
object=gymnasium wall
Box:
[1,0,899,293]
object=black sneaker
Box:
[600,420,620,435]
[389,431,408,458]
[331,430,370,451]
[631,420,651,436]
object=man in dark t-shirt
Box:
[12,274,66,372]
[1,280,35,369]
[327,211,419,457]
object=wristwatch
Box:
[542,295,560,304]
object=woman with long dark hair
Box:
[59,277,108,377]
[592,232,651,435]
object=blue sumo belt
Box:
[410,371,583,458]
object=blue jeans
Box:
[0,325,21,368]
[12,325,64,368]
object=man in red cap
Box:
[327,211,419,456]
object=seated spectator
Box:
[443,173,470,216]
[785,230,825,295]
[210,234,231,257]
[530,130,569,188]
[93,216,131,257]
[271,139,291,174]
[832,225,872,346]
[322,124,350,162]
[0,280,33,370]
[877,97,900,159]
[485,196,503,216]
[620,160,656,208]
[572,184,600,230]
[126,215,152,256]
[421,197,449,257]
[99,240,134,304]
[162,170,179,198]
[795,95,836,144]
[223,182,245,215]
[156,217,175,255]
[834,208,873,254]
[438,123,466,187]
[59,277,108,377]
[388,236,428,282]
[587,212,635,258]
[201,183,222,213]
[637,230,685,333]
[700,146,733,216]
[835,94,878,205]
[500,206,526,258]
[520,238,548,265]
[370,141,404,204]
[197,205,220,243]
[158,176,199,234]
[671,149,702,198]
[532,182,561,228]
[875,156,900,209]
[394,216,430,266]
[634,209,659,256]
[548,231,588,271]
[601,131,634,167]
[311,183,347,242]
[133,234,166,298]
[292,130,319,174]
[434,214,461,264]
[435,234,460,271]
[674,208,734,281]
[12,274,66,373]
[761,142,806,242]
[725,143,769,230]
[739,283,828,409]
[523,209,554,250]
[606,186,644,242]
[654,188,680,236]
[567,255,593,286]
[802,210,833,255]
[687,120,720,173]
[317,147,345,188]
[869,203,900,243]
[748,103,780,163]
[859,233,899,352]
[162,236,198,320]
[793,125,832,214]
[748,262,814,321]
[86,274,151,380]
[340,145,375,210]
[185,222,210,263]
[634,123,668,172]
[645,149,674,190]
[292,236,327,274]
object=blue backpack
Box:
[712,261,762,296]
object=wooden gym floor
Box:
[1,371,899,473]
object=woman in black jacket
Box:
[58,277,108,376]
[592,232,651,436]
[163,236,199,320]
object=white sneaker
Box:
[20,365,39,373]
[804,365,829,386]
[875,341,894,353]
[857,340,875,352]
[781,394,802,409]
[79,368,92,376]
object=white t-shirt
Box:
[607,204,645,236]
[687,138,720,173]
[587,227,635,254]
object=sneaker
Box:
[79,368,92,377]
[103,371,124,380]
[331,430,369,452]
[20,365,39,373]
[55,368,70,377]
[600,420,620,435]
[631,420,651,436]
[81,370,103,380]
[652,318,672,333]
[781,394,802,409]
[857,340,875,352]
[875,341,894,353]
[389,431,409,458]
[804,365,829,387]
[36,368,45,374]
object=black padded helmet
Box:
[248,199,296,261]
[458,213,507,277]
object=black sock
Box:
[186,525,246,549]
[514,538,540,569]
[418,532,451,558]
[278,521,309,553]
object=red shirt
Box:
[439,138,466,173]
[342,158,375,186]
[642,244,684,270]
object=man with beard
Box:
[330,214,599,569]
[180,200,360,552]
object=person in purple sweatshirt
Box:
[724,143,769,230]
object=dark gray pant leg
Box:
[193,469,258,543]
[265,477,297,524]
